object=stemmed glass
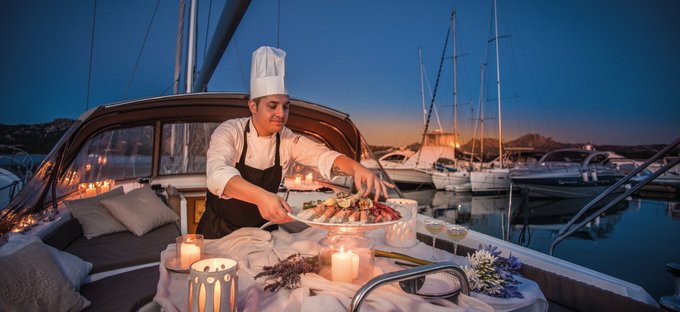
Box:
[446,224,469,256]
[424,218,445,261]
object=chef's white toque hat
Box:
[250,46,287,99]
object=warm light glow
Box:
[305,173,313,184]
[294,176,302,185]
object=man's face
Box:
[249,94,290,136]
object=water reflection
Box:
[401,189,680,302]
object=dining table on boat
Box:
[153,222,548,311]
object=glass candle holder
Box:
[318,234,374,284]
[189,258,238,312]
[176,234,204,270]
[384,199,418,248]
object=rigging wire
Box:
[173,0,186,94]
[85,0,97,111]
[276,0,281,48]
[124,0,161,99]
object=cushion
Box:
[65,186,127,239]
[0,235,92,290]
[65,223,179,273]
[100,186,179,236]
[0,241,90,311]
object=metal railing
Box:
[348,261,469,312]
[550,137,680,255]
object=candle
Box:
[294,176,302,185]
[85,183,97,197]
[99,180,110,193]
[189,258,238,312]
[180,243,202,269]
[331,246,359,283]
[305,173,313,184]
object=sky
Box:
[1,0,679,147]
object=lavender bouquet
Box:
[463,244,524,299]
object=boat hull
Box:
[430,170,470,190]
[512,177,626,198]
[383,168,433,186]
[470,169,511,194]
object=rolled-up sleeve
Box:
[206,121,242,197]
[289,133,342,180]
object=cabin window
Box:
[383,154,408,162]
[63,125,154,188]
[159,122,219,175]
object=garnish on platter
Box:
[254,254,319,292]
[294,193,402,225]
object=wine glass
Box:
[424,218,445,261]
[445,224,468,256]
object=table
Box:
[153,227,547,312]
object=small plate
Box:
[164,256,189,274]
[416,272,462,299]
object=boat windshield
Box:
[542,151,590,163]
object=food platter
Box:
[287,202,411,232]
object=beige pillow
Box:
[0,241,91,311]
[65,186,127,239]
[100,186,179,236]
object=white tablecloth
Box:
[153,227,547,312]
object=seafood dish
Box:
[294,193,402,224]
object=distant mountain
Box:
[0,118,75,154]
[387,133,674,160]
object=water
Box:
[403,188,680,303]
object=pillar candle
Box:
[305,173,313,184]
[331,246,358,283]
[85,183,97,197]
[180,243,202,269]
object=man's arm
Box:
[222,176,293,224]
[331,155,394,201]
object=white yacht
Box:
[509,149,627,198]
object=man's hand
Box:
[352,164,395,201]
[255,191,293,224]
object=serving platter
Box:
[287,202,411,232]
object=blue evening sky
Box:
[1,0,678,147]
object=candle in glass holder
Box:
[294,175,302,185]
[85,183,97,197]
[99,180,111,193]
[331,246,359,283]
[189,258,238,312]
[177,234,204,270]
[305,173,313,185]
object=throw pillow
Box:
[65,186,127,239]
[0,235,92,291]
[100,186,179,236]
[0,241,90,311]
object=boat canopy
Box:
[0,93,370,232]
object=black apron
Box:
[197,121,282,238]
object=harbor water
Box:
[404,188,680,303]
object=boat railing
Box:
[348,261,469,312]
[550,136,680,255]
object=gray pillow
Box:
[100,186,179,236]
[65,186,127,239]
[0,241,90,311]
[0,235,92,290]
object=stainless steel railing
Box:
[550,137,680,255]
[348,261,469,312]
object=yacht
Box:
[509,149,627,198]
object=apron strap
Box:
[240,119,281,166]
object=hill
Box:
[0,119,75,154]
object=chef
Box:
[198,46,393,238]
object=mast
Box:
[452,10,458,166]
[493,0,503,168]
[185,0,198,93]
[418,48,427,130]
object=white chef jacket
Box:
[206,117,342,198]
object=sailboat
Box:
[470,0,512,195]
